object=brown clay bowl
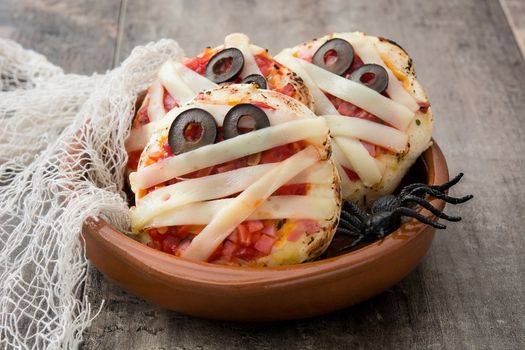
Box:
[82,141,448,321]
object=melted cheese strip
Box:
[182,146,320,261]
[224,33,263,77]
[333,160,353,199]
[126,122,157,152]
[331,140,354,170]
[274,50,338,115]
[323,115,408,152]
[129,118,329,191]
[146,80,166,122]
[350,40,419,112]
[173,60,217,92]
[158,60,195,102]
[125,103,297,153]
[148,195,335,227]
[299,60,414,130]
[334,137,382,187]
[132,161,333,230]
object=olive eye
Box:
[312,38,355,76]
[205,48,245,83]
[240,74,267,89]
[168,108,218,155]
[349,63,389,93]
[223,104,270,140]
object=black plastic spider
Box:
[336,173,473,251]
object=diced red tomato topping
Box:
[274,183,309,196]
[275,83,294,97]
[361,141,377,157]
[254,53,274,76]
[148,228,166,241]
[184,48,215,75]
[162,235,179,255]
[343,167,360,182]
[163,90,178,111]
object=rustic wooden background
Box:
[1,0,524,349]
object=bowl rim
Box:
[84,140,448,289]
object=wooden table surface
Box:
[2,0,524,349]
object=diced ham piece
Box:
[254,234,277,254]
[246,220,265,233]
[287,219,320,242]
[261,224,276,237]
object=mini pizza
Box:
[128,84,341,266]
[275,32,433,205]
[125,33,312,172]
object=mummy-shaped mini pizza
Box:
[275,32,433,204]
[128,84,341,266]
[126,33,312,172]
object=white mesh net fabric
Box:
[0,38,184,349]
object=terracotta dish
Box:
[82,141,448,321]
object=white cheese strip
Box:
[158,60,195,103]
[148,195,335,227]
[155,102,298,131]
[334,136,382,187]
[299,59,414,130]
[331,139,354,171]
[323,115,408,152]
[333,160,353,199]
[126,102,298,153]
[351,40,419,112]
[182,146,320,261]
[129,118,329,191]
[132,161,332,229]
[146,80,167,122]
[224,33,263,77]
[172,60,217,93]
[275,50,338,115]
[126,123,158,152]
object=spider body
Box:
[336,173,473,251]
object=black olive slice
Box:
[205,48,245,83]
[349,63,389,93]
[168,108,218,155]
[312,38,355,76]
[240,74,267,89]
[223,104,270,139]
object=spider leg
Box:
[393,207,447,229]
[401,195,461,221]
[410,186,473,204]
[339,209,365,230]
[341,201,368,222]
[399,182,427,198]
[338,216,362,232]
[430,172,464,192]
[335,227,361,238]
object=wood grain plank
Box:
[0,0,121,73]
[83,0,525,349]
[500,0,525,57]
